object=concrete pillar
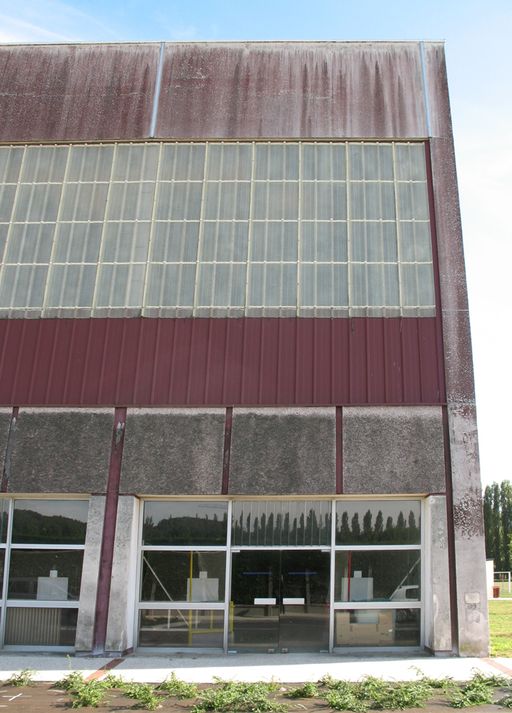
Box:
[75,496,106,653]
[424,495,452,653]
[105,495,140,654]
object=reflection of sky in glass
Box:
[144,501,228,525]
[14,499,89,523]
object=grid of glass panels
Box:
[0,142,435,318]
[0,499,88,649]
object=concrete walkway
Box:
[0,653,511,684]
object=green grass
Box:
[489,599,512,656]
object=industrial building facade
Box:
[0,41,487,656]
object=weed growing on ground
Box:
[121,681,161,710]
[102,673,125,689]
[285,682,318,698]
[324,688,369,712]
[159,671,198,698]
[70,679,107,709]
[369,680,432,710]
[5,669,35,687]
[410,666,455,691]
[449,676,494,708]
[193,679,285,713]
[54,670,85,691]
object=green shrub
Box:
[70,680,107,709]
[121,681,161,710]
[285,682,318,698]
[159,671,198,699]
[193,679,285,713]
[5,669,35,687]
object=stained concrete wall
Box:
[105,495,139,654]
[424,495,452,652]
[0,408,12,480]
[229,407,336,495]
[121,409,225,494]
[75,496,105,653]
[7,408,113,493]
[342,407,446,494]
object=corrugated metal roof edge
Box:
[0,39,446,47]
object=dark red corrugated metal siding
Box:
[0,317,444,407]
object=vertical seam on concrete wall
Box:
[92,406,126,654]
[149,42,165,138]
[425,140,447,402]
[442,404,459,653]
[222,407,233,494]
[419,42,432,138]
[1,407,18,493]
[336,406,343,494]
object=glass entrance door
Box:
[230,550,330,652]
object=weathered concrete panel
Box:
[424,495,452,653]
[0,44,159,142]
[8,408,112,493]
[157,42,428,139]
[229,408,336,495]
[0,408,11,480]
[423,42,452,140]
[76,496,105,653]
[105,496,139,654]
[343,407,445,494]
[448,403,489,656]
[121,409,225,495]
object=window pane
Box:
[156,183,202,220]
[21,146,68,183]
[96,263,145,307]
[0,185,16,221]
[249,264,296,307]
[252,182,298,220]
[12,500,88,544]
[335,609,420,647]
[112,144,159,181]
[300,264,348,307]
[400,263,435,307]
[54,223,103,263]
[251,222,297,262]
[139,609,224,648]
[141,551,226,602]
[5,608,78,646]
[334,550,421,602]
[60,183,108,222]
[0,265,47,309]
[351,222,397,262]
[349,144,393,180]
[142,502,228,546]
[231,500,332,546]
[107,182,156,221]
[102,222,151,262]
[395,144,426,181]
[0,146,23,183]
[399,221,432,262]
[301,222,347,262]
[255,144,299,180]
[302,144,346,180]
[68,145,114,182]
[301,182,346,220]
[350,182,395,221]
[145,264,196,308]
[46,264,96,308]
[201,222,249,262]
[8,550,84,600]
[204,182,250,220]
[5,223,55,263]
[207,144,252,180]
[0,499,8,543]
[335,501,421,545]
[14,184,62,222]
[397,182,429,221]
[151,222,199,262]
[160,144,205,181]
[351,264,399,307]
[0,550,4,597]
[197,264,246,308]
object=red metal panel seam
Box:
[442,404,458,653]
[335,405,343,494]
[1,406,18,493]
[222,406,233,495]
[92,406,126,654]
[27,319,44,404]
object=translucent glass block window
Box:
[0,141,435,317]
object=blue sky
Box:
[0,0,511,487]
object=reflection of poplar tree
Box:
[267,512,274,545]
[375,511,383,541]
[351,513,361,541]
[275,512,282,546]
[299,513,305,543]
[363,510,373,542]
[283,513,290,545]
[385,516,394,541]
[259,514,266,544]
[340,512,350,542]
[408,510,419,542]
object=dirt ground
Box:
[0,684,505,713]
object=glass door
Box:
[230,550,329,652]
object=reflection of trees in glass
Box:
[337,508,420,544]
[12,510,87,544]
[231,505,331,546]
[143,512,228,546]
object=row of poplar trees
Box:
[483,481,512,572]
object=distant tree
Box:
[351,513,361,541]
[374,510,384,541]
[363,510,373,542]
[483,481,512,572]
[501,482,512,572]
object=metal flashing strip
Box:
[419,42,432,138]
[149,42,165,138]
